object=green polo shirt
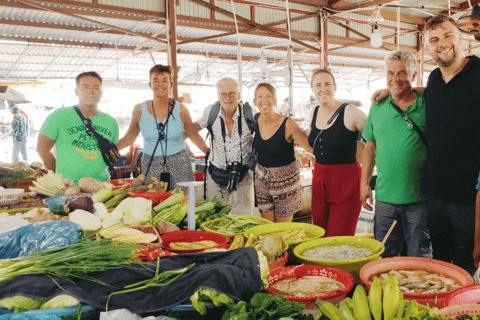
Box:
[363,92,427,204]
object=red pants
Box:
[312,161,361,237]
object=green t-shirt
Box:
[363,93,427,204]
[40,107,119,184]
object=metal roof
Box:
[0,0,479,91]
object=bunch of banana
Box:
[316,275,439,320]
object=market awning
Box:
[0,86,31,108]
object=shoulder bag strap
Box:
[390,101,429,148]
[73,106,118,170]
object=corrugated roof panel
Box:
[214,0,249,23]
[178,0,211,20]
[98,0,162,12]
[255,6,284,25]
[291,12,319,34]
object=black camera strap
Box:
[145,99,175,177]
[390,100,429,149]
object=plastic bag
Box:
[0,221,81,260]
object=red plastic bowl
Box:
[161,230,231,254]
[128,191,173,206]
[266,265,355,304]
[445,284,480,306]
[359,257,473,308]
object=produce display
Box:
[1,169,475,320]
[374,270,461,294]
[270,276,345,297]
[302,244,374,261]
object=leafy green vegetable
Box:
[0,296,46,313]
[221,293,314,320]
[190,289,235,314]
[40,295,80,309]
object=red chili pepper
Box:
[134,247,155,261]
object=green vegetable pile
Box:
[190,289,235,315]
[221,293,314,320]
[0,295,80,313]
[205,215,263,235]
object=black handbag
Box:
[73,107,120,170]
[208,163,230,187]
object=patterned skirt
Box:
[254,161,302,217]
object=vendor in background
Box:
[116,65,209,190]
[9,103,28,162]
[307,68,367,237]
[253,83,313,223]
[473,172,480,268]
[37,72,119,184]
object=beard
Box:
[433,48,459,68]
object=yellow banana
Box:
[368,277,382,320]
[352,284,372,320]
[344,297,354,310]
[338,300,356,320]
[395,292,404,319]
[315,299,341,320]
[383,275,400,320]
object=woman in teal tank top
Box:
[117,65,210,190]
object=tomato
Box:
[134,247,155,261]
[146,248,174,262]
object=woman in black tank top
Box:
[307,69,367,237]
[252,83,313,223]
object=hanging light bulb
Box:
[371,23,383,48]
[205,70,211,82]
[259,50,268,70]
[194,62,202,82]
[366,80,371,90]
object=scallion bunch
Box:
[0,237,142,285]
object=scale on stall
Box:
[177,181,203,230]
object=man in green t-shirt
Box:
[37,72,119,184]
[361,51,431,258]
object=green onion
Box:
[208,216,261,234]
[106,258,195,310]
[0,236,143,285]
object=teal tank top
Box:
[139,100,185,157]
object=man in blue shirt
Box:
[9,103,28,162]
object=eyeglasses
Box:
[218,91,237,99]
[156,122,166,140]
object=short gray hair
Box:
[384,51,417,77]
[215,77,238,91]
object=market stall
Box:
[0,167,478,320]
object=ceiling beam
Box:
[286,0,328,5]
[459,0,480,9]
[188,0,323,53]
[12,0,167,44]
[332,0,397,11]
[329,29,418,52]
[177,11,318,45]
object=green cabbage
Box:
[0,296,45,313]
[120,198,153,225]
[40,295,80,309]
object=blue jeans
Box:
[374,200,432,258]
[12,139,27,162]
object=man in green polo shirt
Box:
[37,71,119,184]
[361,51,431,258]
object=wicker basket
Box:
[0,189,24,206]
